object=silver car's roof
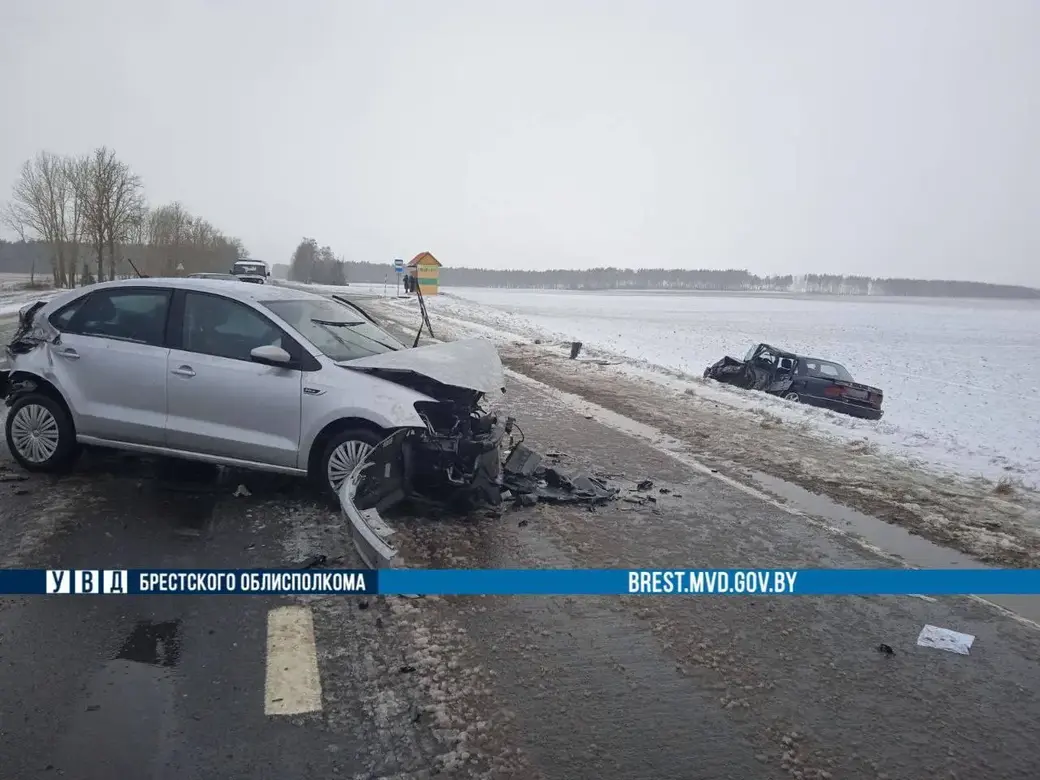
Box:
[38,277,326,308]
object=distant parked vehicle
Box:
[703,343,884,420]
[229,260,270,284]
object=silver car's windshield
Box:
[262,298,404,361]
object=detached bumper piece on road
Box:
[340,428,621,568]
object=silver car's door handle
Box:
[57,347,80,360]
[171,365,196,377]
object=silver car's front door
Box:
[49,288,172,446]
[165,291,303,467]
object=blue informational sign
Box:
[4,567,1040,596]
[393,258,404,273]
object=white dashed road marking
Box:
[264,605,323,715]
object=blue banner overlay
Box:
[0,568,1039,595]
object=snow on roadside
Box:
[0,289,55,317]
[403,290,1040,490]
[272,279,386,298]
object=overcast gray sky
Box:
[1,0,1037,285]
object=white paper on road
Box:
[916,624,975,655]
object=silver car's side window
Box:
[66,290,170,346]
[182,292,287,363]
[49,299,87,331]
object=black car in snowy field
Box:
[703,343,884,420]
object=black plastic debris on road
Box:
[502,444,620,506]
[503,443,542,477]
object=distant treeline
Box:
[333,261,1040,299]
[5,245,1037,299]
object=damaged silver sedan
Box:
[0,277,509,508]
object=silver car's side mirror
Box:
[250,344,292,366]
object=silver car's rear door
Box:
[51,287,172,446]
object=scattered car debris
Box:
[570,342,583,359]
[299,554,327,569]
[624,492,658,506]
[877,643,895,655]
[503,443,542,477]
[502,455,619,506]
[233,484,252,498]
[916,624,975,655]
[704,343,884,420]
[636,479,653,491]
[0,472,28,482]
[342,433,622,566]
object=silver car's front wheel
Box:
[5,393,78,473]
[326,439,375,495]
[10,403,60,463]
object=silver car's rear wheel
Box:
[10,403,60,463]
[326,439,375,494]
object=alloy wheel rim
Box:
[327,440,374,494]
[10,404,60,463]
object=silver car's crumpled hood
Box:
[337,338,505,394]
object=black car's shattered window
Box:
[802,360,853,382]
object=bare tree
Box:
[60,156,85,287]
[73,147,142,282]
[72,152,106,283]
[3,152,79,287]
[103,163,144,280]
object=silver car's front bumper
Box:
[340,468,399,568]
[338,418,508,567]
[338,430,410,569]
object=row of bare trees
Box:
[1,148,247,287]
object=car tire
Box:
[317,428,385,506]
[784,392,801,403]
[5,393,79,473]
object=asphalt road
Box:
[0,322,1039,777]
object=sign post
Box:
[393,258,404,296]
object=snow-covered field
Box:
[423,288,1040,488]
